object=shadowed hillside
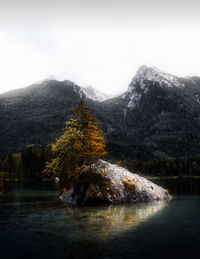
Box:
[1,66,200,159]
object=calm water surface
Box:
[0,179,200,259]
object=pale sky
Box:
[0,0,200,95]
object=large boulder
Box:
[63,160,172,206]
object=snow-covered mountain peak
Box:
[136,65,160,78]
[123,66,186,111]
[129,65,184,91]
[82,86,114,102]
[35,75,56,85]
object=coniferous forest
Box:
[1,101,200,183]
[1,147,200,182]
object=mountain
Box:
[0,79,85,153]
[106,66,200,158]
[1,66,200,159]
[82,86,113,102]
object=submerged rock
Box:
[64,160,172,206]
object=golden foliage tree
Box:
[43,100,106,180]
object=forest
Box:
[1,146,200,182]
[1,100,200,183]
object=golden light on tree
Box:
[43,99,106,181]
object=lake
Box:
[0,179,200,259]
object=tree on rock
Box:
[43,100,106,181]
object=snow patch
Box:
[124,65,185,110]
[196,94,200,104]
[35,75,56,85]
[130,65,184,90]
[82,86,114,102]
[127,91,141,109]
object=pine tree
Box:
[73,100,107,165]
[43,100,106,181]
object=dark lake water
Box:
[1,179,200,259]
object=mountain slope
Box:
[105,66,200,158]
[0,79,85,153]
[1,66,200,159]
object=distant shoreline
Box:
[1,175,200,183]
[146,175,200,180]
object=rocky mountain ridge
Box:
[1,66,200,159]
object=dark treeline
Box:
[121,157,200,177]
[1,147,200,181]
[0,147,52,181]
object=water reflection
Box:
[63,201,168,240]
[152,178,200,195]
[1,181,200,259]
[1,182,59,205]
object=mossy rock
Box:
[64,160,173,206]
